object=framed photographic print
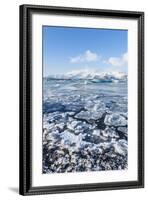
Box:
[19,4,144,195]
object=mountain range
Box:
[46,69,127,82]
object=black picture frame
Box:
[19,4,144,196]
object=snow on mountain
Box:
[47,69,127,82]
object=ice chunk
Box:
[113,140,127,156]
[102,127,119,138]
[117,127,128,134]
[76,110,104,121]
[60,130,84,147]
[75,100,107,121]
[84,100,106,113]
[92,129,101,137]
[104,113,127,126]
[67,120,82,130]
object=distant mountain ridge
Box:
[45,69,127,82]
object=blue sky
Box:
[43,26,127,76]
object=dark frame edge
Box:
[19,4,26,195]
[22,181,144,196]
[137,12,145,188]
[19,4,32,195]
[20,4,144,17]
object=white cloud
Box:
[107,52,128,67]
[70,50,99,63]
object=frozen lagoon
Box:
[43,77,128,173]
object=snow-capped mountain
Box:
[47,69,127,82]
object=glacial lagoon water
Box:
[43,78,128,173]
